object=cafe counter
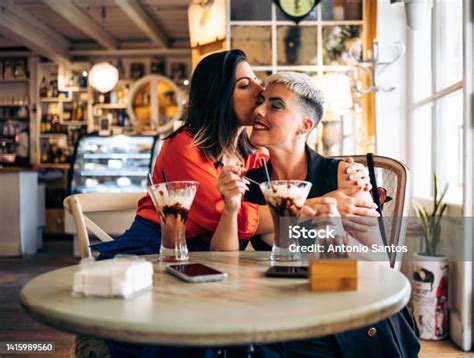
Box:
[0,167,44,256]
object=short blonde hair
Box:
[266,72,325,124]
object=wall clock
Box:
[274,0,320,23]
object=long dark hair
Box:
[169,49,254,162]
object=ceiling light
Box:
[88,62,119,93]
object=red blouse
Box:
[136,130,267,242]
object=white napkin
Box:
[72,257,153,298]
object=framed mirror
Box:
[126,75,184,134]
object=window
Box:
[228,0,369,155]
[229,2,363,77]
[409,0,464,204]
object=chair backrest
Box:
[334,155,409,270]
[63,192,145,259]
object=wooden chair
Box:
[63,192,145,259]
[335,155,409,270]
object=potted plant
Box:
[411,173,449,340]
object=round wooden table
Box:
[20,252,411,346]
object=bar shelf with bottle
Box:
[90,81,131,133]
[38,63,89,166]
[0,57,30,166]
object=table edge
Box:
[20,265,411,346]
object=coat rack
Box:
[348,39,405,94]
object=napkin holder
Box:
[72,256,153,298]
[309,259,357,292]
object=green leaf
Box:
[413,173,449,255]
[413,201,432,253]
[432,221,442,254]
[430,204,447,255]
[438,203,448,218]
[419,209,431,238]
[435,204,448,229]
[434,184,449,217]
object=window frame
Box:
[227,2,363,76]
[407,0,464,208]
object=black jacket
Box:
[244,146,420,358]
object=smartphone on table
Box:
[166,263,227,283]
[264,266,308,278]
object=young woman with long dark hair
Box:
[92,49,274,259]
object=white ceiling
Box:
[0,0,191,57]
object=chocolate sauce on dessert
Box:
[268,197,301,216]
[159,203,189,223]
[159,203,190,251]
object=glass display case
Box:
[70,135,158,194]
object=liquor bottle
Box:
[3,60,13,80]
[47,144,54,163]
[82,103,87,121]
[63,106,71,121]
[59,148,67,163]
[117,111,125,127]
[14,59,26,79]
[52,80,59,98]
[41,149,49,163]
[67,128,75,147]
[50,145,56,163]
[109,90,117,104]
[43,115,50,133]
[39,77,48,98]
[79,71,88,88]
[116,87,124,104]
[78,104,83,122]
[47,81,53,98]
[40,116,45,133]
[45,115,52,133]
[52,115,61,133]
[71,102,78,122]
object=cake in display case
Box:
[70,135,158,193]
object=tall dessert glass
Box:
[259,180,312,261]
[149,181,198,261]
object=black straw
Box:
[366,153,389,253]
[261,158,270,182]
[162,170,169,183]
[147,173,154,186]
